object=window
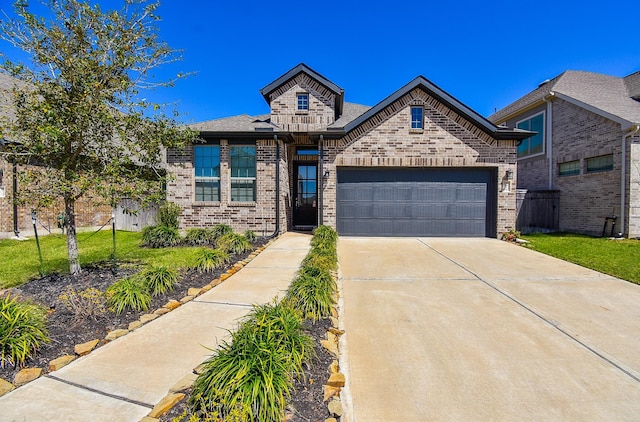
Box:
[194,145,220,201]
[411,106,424,130]
[586,154,613,173]
[297,93,309,111]
[559,160,580,176]
[296,147,319,156]
[230,145,256,202]
[516,112,544,158]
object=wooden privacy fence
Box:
[115,199,158,232]
[515,189,560,234]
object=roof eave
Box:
[343,76,523,140]
[259,63,344,104]
[196,130,294,142]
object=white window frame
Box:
[516,111,546,160]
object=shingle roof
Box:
[0,72,22,123]
[329,102,371,128]
[489,70,640,127]
[189,114,280,133]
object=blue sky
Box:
[2,0,639,124]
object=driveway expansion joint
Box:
[192,299,254,308]
[418,238,640,384]
[45,374,153,409]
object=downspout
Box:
[12,162,19,237]
[266,135,281,239]
[319,135,324,227]
[620,125,640,237]
[544,93,555,190]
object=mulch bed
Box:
[0,241,338,421]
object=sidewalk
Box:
[0,232,311,422]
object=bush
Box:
[157,202,181,229]
[183,228,216,246]
[194,248,230,273]
[191,302,313,421]
[217,232,252,255]
[312,225,338,247]
[0,295,50,368]
[58,286,108,320]
[243,230,257,243]
[140,265,178,296]
[141,225,180,248]
[302,249,338,272]
[106,278,152,315]
[284,266,337,321]
[210,224,233,240]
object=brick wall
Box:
[0,160,112,237]
[269,74,336,132]
[320,88,518,237]
[167,139,287,235]
[551,100,624,236]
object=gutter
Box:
[266,135,281,239]
[621,125,640,236]
[544,93,555,190]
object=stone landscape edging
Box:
[0,238,277,398]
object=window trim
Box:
[194,144,221,202]
[558,160,581,177]
[516,111,546,160]
[297,92,309,112]
[586,154,614,174]
[410,106,424,131]
[229,144,257,203]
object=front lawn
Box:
[521,233,640,284]
[0,231,204,289]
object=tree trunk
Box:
[65,196,82,275]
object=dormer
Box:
[260,64,344,132]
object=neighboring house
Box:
[167,64,531,237]
[0,72,113,238]
[490,70,640,238]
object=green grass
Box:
[0,231,206,289]
[521,233,640,284]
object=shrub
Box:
[0,295,50,368]
[191,302,313,421]
[243,230,257,243]
[217,232,252,255]
[284,266,337,321]
[140,265,178,296]
[141,225,180,248]
[58,286,108,320]
[210,223,233,240]
[312,225,338,247]
[183,228,216,246]
[302,249,338,272]
[157,202,181,229]
[194,248,230,273]
[106,278,152,315]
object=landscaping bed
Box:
[0,232,341,421]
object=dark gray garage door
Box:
[336,168,497,237]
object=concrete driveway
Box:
[339,237,640,421]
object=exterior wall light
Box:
[506,169,514,180]
[324,170,330,178]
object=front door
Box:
[293,163,318,228]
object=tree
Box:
[0,0,197,275]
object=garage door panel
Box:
[336,168,496,237]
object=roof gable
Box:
[337,76,530,141]
[490,70,640,128]
[260,63,344,116]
